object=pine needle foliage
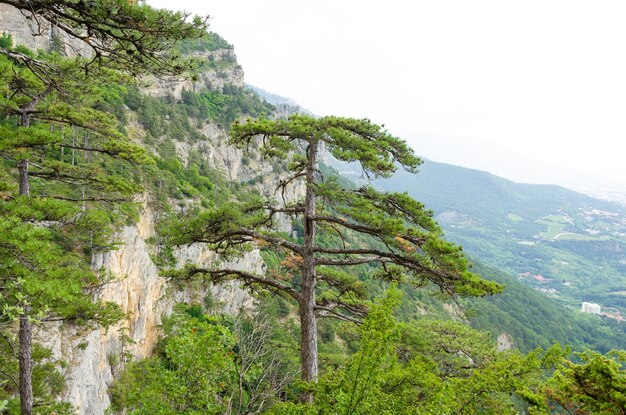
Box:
[163,115,503,385]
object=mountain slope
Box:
[327,157,626,350]
[466,261,626,353]
[370,159,626,310]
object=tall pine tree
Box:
[0,0,209,408]
[0,44,150,413]
[163,115,503,398]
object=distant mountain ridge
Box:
[396,132,626,205]
[331,156,626,350]
[379,159,622,222]
[367,159,626,309]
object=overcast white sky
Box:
[149,0,626,194]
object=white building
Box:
[581,302,602,315]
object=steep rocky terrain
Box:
[0,6,304,412]
[0,4,89,54]
[7,5,626,413]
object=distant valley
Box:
[326,155,626,349]
[374,160,626,310]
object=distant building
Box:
[581,302,601,315]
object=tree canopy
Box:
[164,115,503,388]
[1,0,209,77]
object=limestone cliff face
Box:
[144,48,244,100]
[1,7,303,413]
[38,203,262,414]
[43,81,296,414]
[0,4,90,55]
[35,141,297,415]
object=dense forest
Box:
[0,1,625,414]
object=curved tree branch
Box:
[178,267,301,302]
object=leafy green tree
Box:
[111,306,296,415]
[546,349,626,414]
[110,308,236,415]
[313,287,402,414]
[163,115,503,394]
[270,288,558,415]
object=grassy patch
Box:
[535,215,596,240]
[544,214,571,224]
[554,232,599,241]
[536,218,567,239]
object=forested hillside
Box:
[375,160,626,309]
[329,157,626,353]
[0,1,625,414]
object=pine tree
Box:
[1,0,209,77]
[0,1,212,411]
[163,115,503,398]
[0,47,151,413]
[546,349,626,414]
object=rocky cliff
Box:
[1,5,302,413]
[38,201,266,414]
[0,4,90,55]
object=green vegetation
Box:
[0,338,72,414]
[271,288,557,415]
[374,160,626,309]
[161,115,501,391]
[1,2,625,414]
[0,1,214,413]
[535,215,598,241]
[466,261,626,353]
[123,84,273,136]
[110,303,298,415]
[546,349,626,414]
[111,289,625,415]
[175,32,232,54]
[0,46,147,414]
[537,216,569,239]
[110,308,238,414]
[0,0,210,77]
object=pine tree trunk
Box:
[299,279,318,383]
[19,313,33,415]
[18,112,34,415]
[17,159,29,196]
[300,139,319,403]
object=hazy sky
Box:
[149,0,626,190]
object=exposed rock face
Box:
[33,78,301,415]
[0,4,90,55]
[144,49,245,100]
[0,3,244,100]
[442,302,464,320]
[37,132,302,413]
[36,203,263,414]
[172,122,305,201]
[497,332,514,351]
